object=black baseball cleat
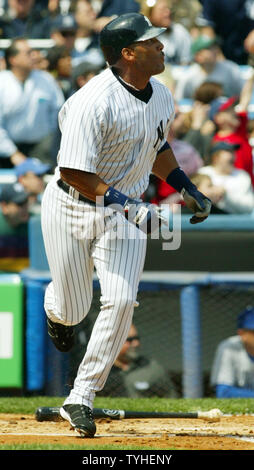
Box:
[47,317,74,352]
[60,404,96,438]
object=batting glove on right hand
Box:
[124,201,166,234]
[181,187,212,224]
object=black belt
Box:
[57,179,95,206]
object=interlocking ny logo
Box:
[153,120,164,148]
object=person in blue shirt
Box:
[0,37,64,168]
[210,306,254,397]
[198,0,254,65]
[0,0,51,39]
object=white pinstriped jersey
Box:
[57,67,175,199]
[210,336,254,389]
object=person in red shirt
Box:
[209,71,254,186]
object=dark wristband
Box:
[166,167,196,193]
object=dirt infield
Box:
[1,413,254,450]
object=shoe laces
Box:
[80,405,94,422]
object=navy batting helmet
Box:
[99,13,166,61]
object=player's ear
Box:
[121,46,136,62]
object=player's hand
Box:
[181,187,211,224]
[124,201,166,234]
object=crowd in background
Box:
[0,0,254,218]
[1,0,254,212]
[1,0,254,273]
[1,0,254,399]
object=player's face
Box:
[238,329,254,356]
[131,37,165,76]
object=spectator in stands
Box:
[211,306,254,398]
[72,0,105,67]
[15,157,51,213]
[96,324,179,398]
[50,13,77,52]
[169,82,222,163]
[71,60,102,93]
[174,101,212,156]
[0,0,51,38]
[0,37,65,168]
[0,182,29,272]
[94,0,140,33]
[211,69,254,186]
[190,173,227,214]
[198,0,254,65]
[48,0,72,17]
[193,80,223,104]
[50,9,105,68]
[247,119,254,162]
[30,49,49,71]
[139,0,192,65]
[0,0,8,15]
[47,45,73,99]
[198,141,254,214]
[175,35,244,101]
[169,0,202,33]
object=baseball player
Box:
[41,13,211,438]
[211,306,254,398]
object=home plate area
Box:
[1,413,254,450]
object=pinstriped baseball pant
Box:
[41,178,147,408]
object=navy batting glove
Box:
[166,167,211,224]
[181,187,211,224]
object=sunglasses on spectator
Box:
[61,30,76,37]
[126,335,140,342]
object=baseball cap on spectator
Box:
[0,183,29,205]
[71,61,102,82]
[209,96,239,121]
[50,14,77,34]
[209,141,240,155]
[15,158,51,178]
[237,306,254,330]
[191,35,217,55]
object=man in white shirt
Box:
[0,37,65,167]
[198,141,254,213]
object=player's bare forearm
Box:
[60,167,109,202]
[152,146,179,181]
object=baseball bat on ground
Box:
[35,406,222,422]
